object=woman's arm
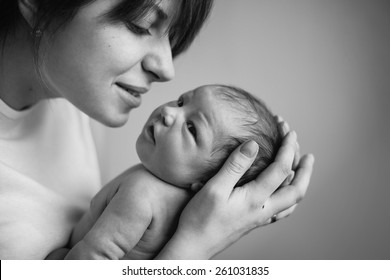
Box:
[156,121,314,259]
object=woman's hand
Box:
[157,118,314,259]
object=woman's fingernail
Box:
[240,140,258,158]
[309,153,315,164]
[290,130,297,139]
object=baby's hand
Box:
[45,248,70,259]
[69,168,125,247]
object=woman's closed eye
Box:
[125,21,151,36]
[186,121,197,139]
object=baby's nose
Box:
[161,106,175,127]
[162,114,174,127]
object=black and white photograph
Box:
[1,0,389,267]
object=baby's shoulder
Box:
[118,164,190,205]
[117,164,172,197]
[119,164,163,188]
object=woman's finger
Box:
[266,154,314,215]
[274,115,284,125]
[275,116,300,170]
[245,131,297,199]
[277,118,290,138]
[292,140,301,171]
[281,170,295,187]
[278,204,298,219]
[265,204,297,224]
[207,140,258,195]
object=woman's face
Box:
[40,0,176,127]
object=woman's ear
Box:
[18,0,38,28]
[190,182,204,193]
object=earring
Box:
[32,28,42,38]
[35,29,42,37]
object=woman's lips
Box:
[116,84,141,108]
[115,83,148,108]
[115,82,148,96]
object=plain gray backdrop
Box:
[91,0,390,259]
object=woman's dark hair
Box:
[197,85,282,187]
[0,0,213,57]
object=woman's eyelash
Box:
[186,121,197,139]
[177,96,184,107]
[125,22,151,36]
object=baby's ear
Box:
[190,182,204,193]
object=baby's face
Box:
[136,85,241,188]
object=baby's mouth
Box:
[147,123,156,144]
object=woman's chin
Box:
[95,112,130,128]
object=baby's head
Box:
[136,84,282,190]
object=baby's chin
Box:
[139,161,193,190]
[135,143,197,190]
[150,168,191,190]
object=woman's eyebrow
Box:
[151,4,168,21]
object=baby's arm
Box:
[66,165,154,259]
[70,174,121,247]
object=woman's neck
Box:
[0,24,50,111]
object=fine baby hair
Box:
[199,84,282,187]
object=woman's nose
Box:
[142,37,175,82]
[161,105,176,127]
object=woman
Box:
[0,0,314,259]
